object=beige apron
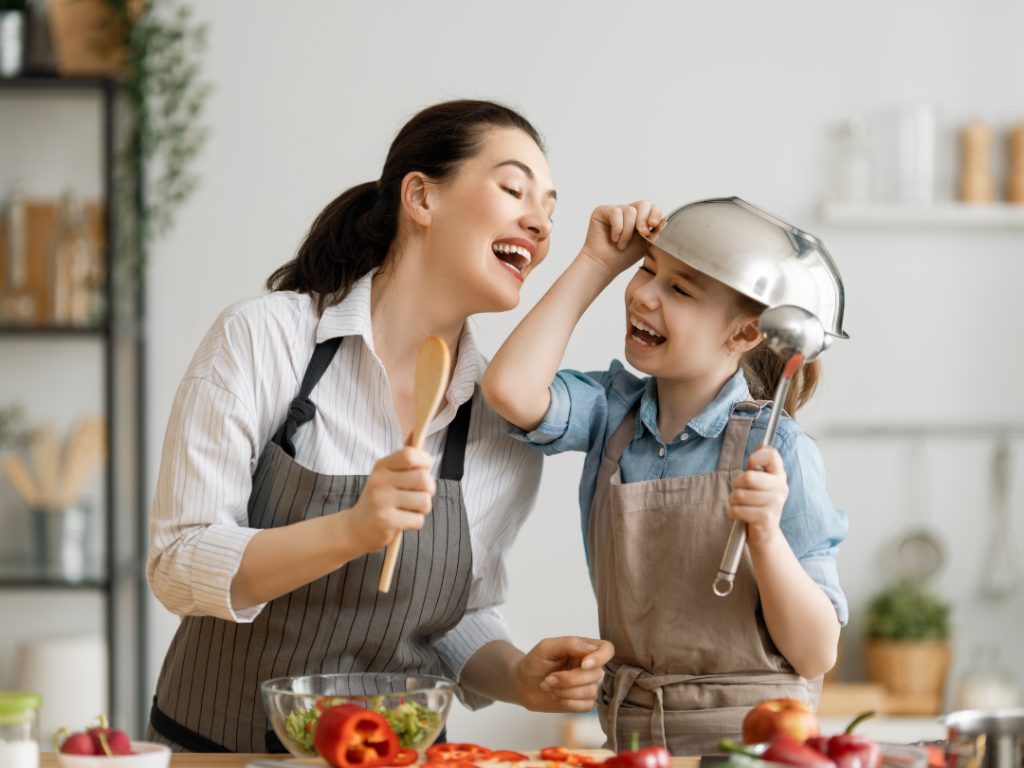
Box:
[591,401,822,756]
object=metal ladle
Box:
[713,305,829,597]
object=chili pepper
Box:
[721,735,837,768]
[427,743,495,763]
[805,712,882,768]
[314,703,400,768]
[603,734,671,768]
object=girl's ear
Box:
[401,171,433,228]
[729,316,762,355]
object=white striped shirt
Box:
[147,271,543,708]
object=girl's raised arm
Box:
[482,201,662,431]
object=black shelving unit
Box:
[0,75,147,736]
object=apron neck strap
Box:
[606,401,641,465]
[439,396,473,481]
[272,337,344,458]
[716,400,770,471]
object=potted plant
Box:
[865,581,952,715]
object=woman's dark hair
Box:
[267,100,545,314]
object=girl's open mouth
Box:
[629,314,667,347]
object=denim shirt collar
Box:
[636,368,752,443]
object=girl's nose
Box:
[632,281,660,310]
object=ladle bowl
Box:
[759,305,829,363]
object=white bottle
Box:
[898,103,937,204]
[836,118,871,202]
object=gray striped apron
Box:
[148,337,474,753]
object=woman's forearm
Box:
[749,533,840,680]
[482,254,616,431]
[230,511,366,610]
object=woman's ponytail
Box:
[266,100,545,314]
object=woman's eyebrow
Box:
[494,160,557,200]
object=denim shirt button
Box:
[659,447,665,457]
[681,433,689,440]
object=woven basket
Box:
[865,639,952,714]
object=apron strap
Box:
[439,397,473,481]
[271,336,344,458]
[605,402,641,465]
[715,400,770,472]
[607,664,644,753]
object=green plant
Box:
[0,403,25,450]
[101,0,210,301]
[867,582,951,641]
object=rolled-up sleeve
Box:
[434,606,512,710]
[147,376,265,623]
[777,431,850,625]
[508,369,612,455]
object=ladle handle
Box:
[713,357,801,597]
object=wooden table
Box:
[42,754,702,768]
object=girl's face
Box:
[424,128,556,314]
[623,246,756,384]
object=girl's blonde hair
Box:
[732,292,821,417]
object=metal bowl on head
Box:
[642,197,849,343]
[261,672,455,759]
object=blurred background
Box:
[1,0,1023,751]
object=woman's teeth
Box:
[492,243,532,273]
[630,314,666,346]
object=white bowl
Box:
[55,741,171,768]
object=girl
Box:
[146,101,613,753]
[481,199,849,755]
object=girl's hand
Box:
[579,201,664,278]
[514,636,614,713]
[338,447,436,554]
[727,447,789,549]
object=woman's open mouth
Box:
[492,241,533,280]
[628,313,667,347]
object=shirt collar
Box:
[314,270,481,427]
[636,368,752,443]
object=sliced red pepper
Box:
[540,748,571,762]
[313,703,400,768]
[427,744,494,763]
[422,763,481,768]
[485,752,530,763]
[389,748,419,766]
[566,755,605,768]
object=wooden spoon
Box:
[378,335,451,593]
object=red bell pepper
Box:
[541,748,572,762]
[427,743,495,763]
[806,712,882,768]
[390,748,419,766]
[602,734,671,768]
[313,703,400,768]
[485,752,530,763]
[721,735,837,768]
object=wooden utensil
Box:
[30,424,61,510]
[378,336,451,593]
[57,416,106,508]
[2,453,40,509]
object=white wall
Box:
[145,0,1024,746]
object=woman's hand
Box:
[727,447,789,549]
[513,636,614,713]
[579,201,664,279]
[338,447,437,555]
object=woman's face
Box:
[423,128,556,314]
[623,246,754,385]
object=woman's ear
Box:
[729,316,763,355]
[401,171,433,228]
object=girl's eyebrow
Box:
[493,160,558,200]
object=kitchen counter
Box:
[40,755,702,768]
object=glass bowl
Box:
[261,673,455,759]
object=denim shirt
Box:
[509,362,849,625]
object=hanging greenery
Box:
[101,0,210,300]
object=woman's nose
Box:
[523,204,553,239]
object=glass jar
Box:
[0,692,41,768]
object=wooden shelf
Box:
[820,200,1024,228]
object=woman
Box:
[146,100,612,753]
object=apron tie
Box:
[607,664,643,753]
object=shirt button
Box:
[659,447,665,457]
[680,433,690,441]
